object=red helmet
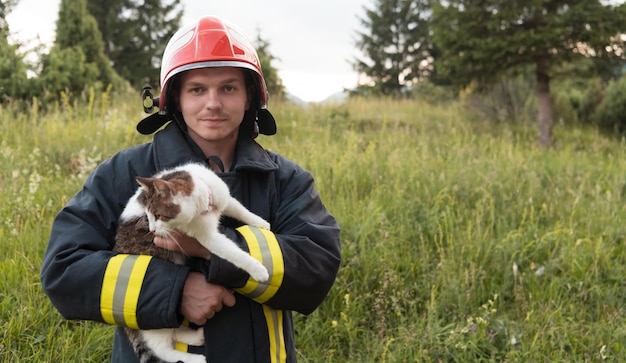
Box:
[138,15,276,136]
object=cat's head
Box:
[136,175,194,236]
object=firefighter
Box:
[41,15,341,362]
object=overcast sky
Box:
[6,0,371,103]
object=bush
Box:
[461,75,536,124]
[551,77,604,126]
[593,76,626,134]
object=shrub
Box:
[594,76,626,134]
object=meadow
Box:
[1,91,625,362]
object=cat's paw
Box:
[250,265,269,283]
[185,354,207,363]
[258,220,271,230]
[247,215,270,230]
[190,327,204,346]
[174,327,204,346]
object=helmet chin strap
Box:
[172,112,187,132]
[251,111,260,139]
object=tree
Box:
[0,0,17,33]
[86,0,129,56]
[0,0,30,102]
[432,0,626,147]
[353,0,433,96]
[87,0,182,88]
[40,0,125,102]
[254,33,285,102]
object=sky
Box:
[6,0,371,103]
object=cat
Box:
[113,162,271,363]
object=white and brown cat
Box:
[114,162,270,363]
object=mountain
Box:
[320,90,348,104]
[285,92,308,106]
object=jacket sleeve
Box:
[40,151,189,330]
[206,158,341,315]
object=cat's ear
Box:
[152,179,171,196]
[136,176,154,191]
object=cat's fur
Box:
[113,162,270,363]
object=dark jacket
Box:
[40,122,341,362]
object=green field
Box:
[1,92,625,362]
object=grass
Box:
[2,92,626,362]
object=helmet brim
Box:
[136,112,171,135]
[136,109,277,136]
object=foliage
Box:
[593,76,626,134]
[462,73,536,124]
[0,28,30,102]
[3,94,626,361]
[39,0,127,105]
[431,0,626,146]
[432,0,626,87]
[353,0,433,96]
[411,79,456,105]
[0,0,17,32]
[254,32,285,102]
[87,0,182,88]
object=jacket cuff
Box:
[232,226,284,304]
[101,254,190,330]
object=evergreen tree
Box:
[0,0,17,32]
[40,0,125,101]
[0,0,30,102]
[87,0,182,88]
[254,33,285,102]
[86,0,130,57]
[432,0,626,147]
[353,0,433,96]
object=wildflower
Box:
[535,265,545,276]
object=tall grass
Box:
[1,93,625,362]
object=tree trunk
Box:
[536,57,553,147]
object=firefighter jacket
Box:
[40,122,342,362]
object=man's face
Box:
[177,67,250,149]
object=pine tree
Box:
[254,33,285,102]
[432,0,626,147]
[0,0,30,102]
[40,0,125,101]
[87,0,182,88]
[0,0,17,32]
[353,0,433,96]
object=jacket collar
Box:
[152,122,278,172]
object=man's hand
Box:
[154,230,211,260]
[181,272,236,325]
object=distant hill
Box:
[285,92,308,106]
[285,90,349,106]
[320,90,348,104]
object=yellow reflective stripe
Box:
[237,226,262,294]
[257,228,284,301]
[124,255,151,329]
[101,255,125,325]
[234,226,284,303]
[175,341,188,352]
[100,254,152,329]
[263,305,286,363]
